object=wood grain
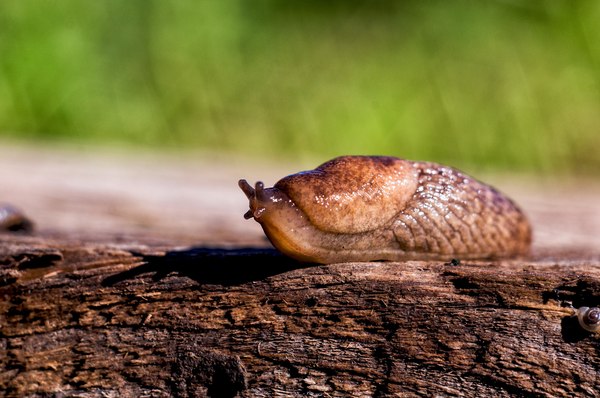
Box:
[2,233,600,397]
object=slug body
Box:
[239,156,531,264]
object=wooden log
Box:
[2,233,600,397]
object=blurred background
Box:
[1,0,599,174]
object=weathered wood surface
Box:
[2,234,600,397]
[1,144,600,397]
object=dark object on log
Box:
[0,205,34,233]
[1,234,600,397]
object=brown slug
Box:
[239,156,531,263]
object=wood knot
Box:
[172,346,247,398]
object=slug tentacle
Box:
[238,179,270,219]
[239,155,532,264]
[238,179,255,199]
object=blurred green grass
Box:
[0,1,599,173]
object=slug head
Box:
[238,179,294,223]
[240,179,319,261]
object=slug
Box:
[239,155,531,263]
[0,204,34,232]
[576,307,600,333]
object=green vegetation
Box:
[1,1,599,173]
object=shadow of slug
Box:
[102,247,312,287]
